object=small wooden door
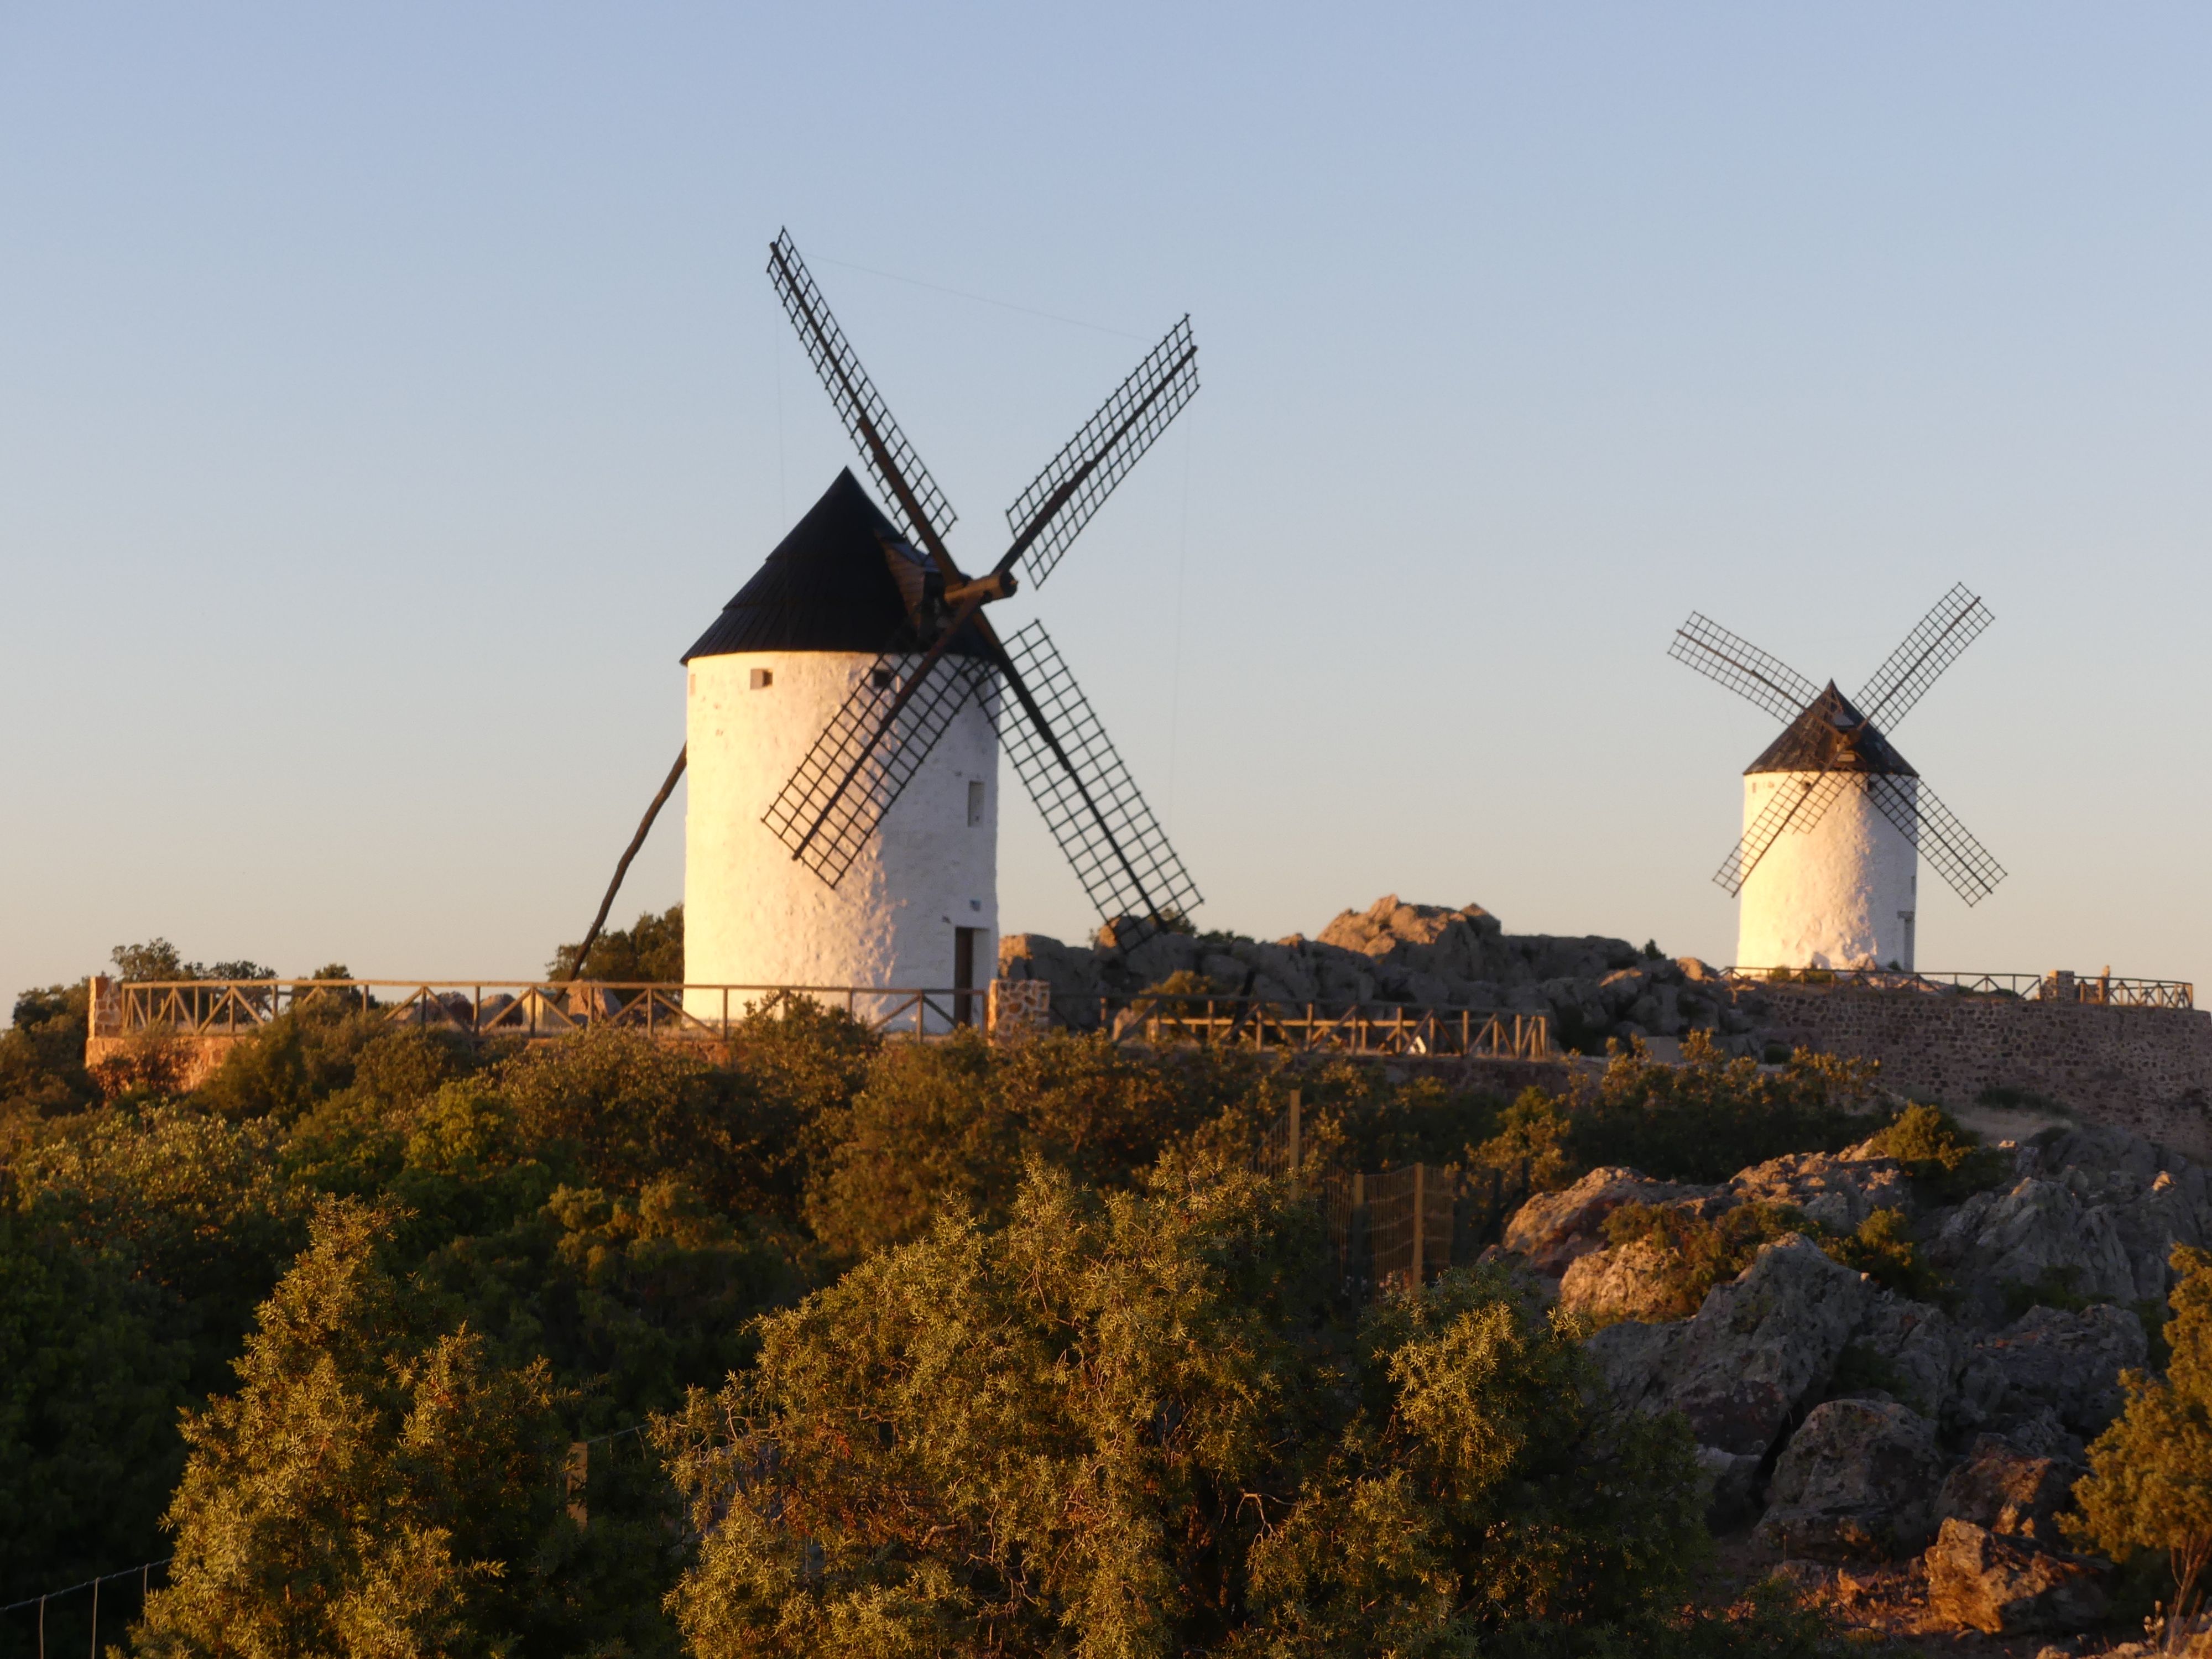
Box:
[954,927,980,1027]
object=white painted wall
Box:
[682,649,999,1018]
[1735,772,1918,970]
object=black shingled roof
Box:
[681,469,993,663]
[1745,683,1918,776]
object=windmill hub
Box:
[1669,588,2006,972]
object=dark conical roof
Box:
[1746,682,1918,776]
[681,469,992,663]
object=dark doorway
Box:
[954,927,982,1027]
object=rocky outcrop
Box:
[1953,1303,2147,1437]
[1752,1398,1944,1561]
[1559,1238,1682,1323]
[1655,1236,1874,1459]
[999,895,1753,1050]
[1938,1433,2083,1547]
[1923,1519,2108,1635]
[1514,1118,2211,1637]
[1728,1151,1912,1233]
[1501,1166,1712,1276]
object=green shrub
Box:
[137,1199,572,1657]
[661,1162,1801,1658]
[1557,1031,1882,1185]
[2002,1264,2094,1321]
[1821,1206,1948,1304]
[1600,1199,1811,1320]
[547,902,685,983]
[2068,1244,2212,1632]
[1869,1102,2011,1202]
[0,980,96,1127]
[1471,1087,1577,1192]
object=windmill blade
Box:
[1713,769,1852,896]
[768,231,961,566]
[1855,583,1993,731]
[1003,317,1198,587]
[1669,613,1822,727]
[994,618,1201,932]
[1864,773,2007,906]
[761,650,998,886]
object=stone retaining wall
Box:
[1743,987,2212,1161]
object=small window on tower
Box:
[750,669,773,690]
[872,668,894,690]
[967,780,985,827]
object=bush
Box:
[0,980,96,1128]
[1600,1199,1812,1320]
[547,904,685,983]
[805,1029,1272,1259]
[137,1200,568,1657]
[1558,1031,1881,1185]
[1822,1206,1948,1304]
[2067,1244,2212,1632]
[1867,1102,2011,1202]
[661,1161,1761,1658]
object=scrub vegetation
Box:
[0,944,1892,1656]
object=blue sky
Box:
[4,4,2209,995]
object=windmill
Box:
[571,231,1203,1009]
[1667,583,2007,971]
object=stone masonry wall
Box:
[1745,987,2212,1161]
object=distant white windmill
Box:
[1668,585,2007,971]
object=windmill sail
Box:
[1713,769,1853,896]
[1668,614,1822,727]
[762,652,999,886]
[1004,317,1198,587]
[1864,773,2007,905]
[996,619,1201,930]
[769,231,959,564]
[1856,583,1993,731]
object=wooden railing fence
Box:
[1252,1091,1533,1298]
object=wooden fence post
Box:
[1411,1162,1425,1285]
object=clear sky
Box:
[4,4,2209,998]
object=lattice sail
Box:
[1004,317,1198,587]
[998,619,1202,929]
[1865,773,2007,906]
[1714,769,1852,896]
[1855,583,1993,731]
[1668,613,1822,727]
[762,653,998,887]
[769,231,958,557]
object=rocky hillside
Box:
[999,895,1758,1052]
[1501,1118,2210,1642]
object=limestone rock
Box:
[1923,1518,2107,1635]
[1938,1433,2083,1547]
[1314,895,1509,987]
[1934,1178,2139,1324]
[1850,1293,1966,1420]
[1954,1303,2147,1437]
[1559,1238,1684,1323]
[1753,1398,1944,1561]
[1501,1167,1713,1277]
[997,934,1104,1005]
[1729,1150,1913,1233]
[1580,1317,1685,1405]
[1650,1234,1872,1458]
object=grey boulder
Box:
[1923,1517,2107,1635]
[1753,1397,1945,1561]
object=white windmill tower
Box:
[1668,585,2008,971]
[568,232,1204,1015]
